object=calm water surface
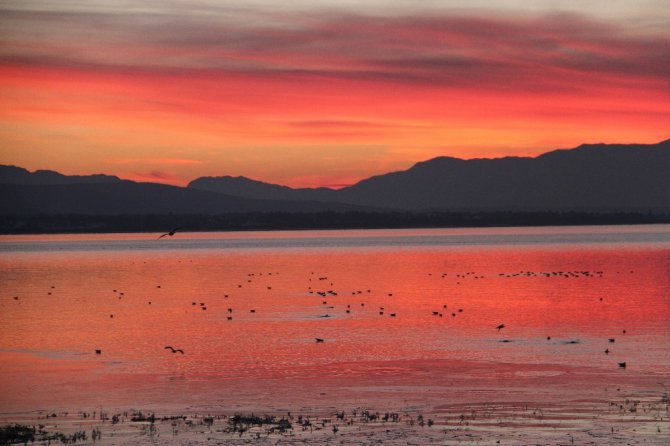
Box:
[1,225,669,412]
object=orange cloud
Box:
[1,9,668,188]
[106,158,204,166]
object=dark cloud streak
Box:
[2,7,668,94]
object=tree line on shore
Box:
[1,210,668,234]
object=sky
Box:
[0,1,669,188]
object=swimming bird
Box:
[157,227,182,240]
[95,349,101,355]
[315,338,324,343]
[496,324,505,331]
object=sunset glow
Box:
[1,1,669,187]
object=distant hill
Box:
[189,175,339,202]
[0,165,121,185]
[189,140,670,212]
[0,179,368,216]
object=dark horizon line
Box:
[2,210,669,235]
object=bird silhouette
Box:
[618,362,626,368]
[164,346,184,354]
[496,324,505,331]
[315,338,324,343]
[157,227,182,240]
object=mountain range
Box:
[2,139,669,216]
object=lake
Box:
[1,225,669,444]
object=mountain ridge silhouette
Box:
[2,139,669,215]
[189,139,670,212]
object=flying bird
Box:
[618,362,626,368]
[157,227,182,240]
[496,324,505,331]
[164,346,184,354]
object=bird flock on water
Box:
[7,228,634,371]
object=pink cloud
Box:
[2,10,668,94]
[126,170,186,186]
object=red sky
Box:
[1,1,669,187]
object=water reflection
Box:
[0,226,669,410]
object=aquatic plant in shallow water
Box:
[0,424,34,445]
[0,424,88,446]
[226,414,293,435]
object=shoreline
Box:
[2,211,669,235]
[2,389,668,445]
[3,358,668,444]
